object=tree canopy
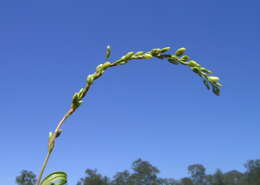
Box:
[17,159,260,185]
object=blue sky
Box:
[0,0,259,184]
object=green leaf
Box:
[40,171,67,185]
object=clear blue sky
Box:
[0,0,259,184]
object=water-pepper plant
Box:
[36,45,222,185]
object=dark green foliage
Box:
[223,170,244,185]
[131,159,160,185]
[210,169,225,185]
[188,164,206,185]
[19,158,260,185]
[244,160,260,185]
[179,178,193,185]
[76,169,110,185]
[16,170,36,185]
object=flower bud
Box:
[120,61,127,65]
[49,132,53,140]
[200,67,212,74]
[142,53,153,59]
[78,88,86,99]
[105,45,111,59]
[55,129,62,138]
[180,55,190,62]
[169,55,179,61]
[191,67,201,74]
[203,80,210,90]
[123,52,134,60]
[72,92,79,102]
[160,47,171,53]
[208,76,220,83]
[215,82,223,87]
[87,74,94,84]
[175,48,186,56]
[188,60,200,67]
[96,64,103,72]
[135,51,144,56]
[151,48,161,55]
[212,86,220,96]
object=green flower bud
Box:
[87,74,94,84]
[78,88,85,99]
[212,86,220,96]
[215,82,223,87]
[93,72,103,80]
[175,48,186,56]
[203,80,210,90]
[167,55,178,64]
[208,76,220,83]
[151,48,161,55]
[120,61,127,65]
[96,64,103,72]
[160,47,171,53]
[200,67,212,74]
[72,92,79,102]
[180,55,190,62]
[188,60,200,67]
[55,129,62,138]
[135,51,144,56]
[169,55,179,61]
[105,45,111,59]
[49,132,53,140]
[191,67,201,74]
[123,52,134,60]
[142,53,153,59]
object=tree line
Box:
[16,159,260,185]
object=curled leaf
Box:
[40,171,67,185]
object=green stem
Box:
[35,108,74,185]
[35,151,52,185]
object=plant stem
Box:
[35,108,74,185]
[35,151,51,185]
